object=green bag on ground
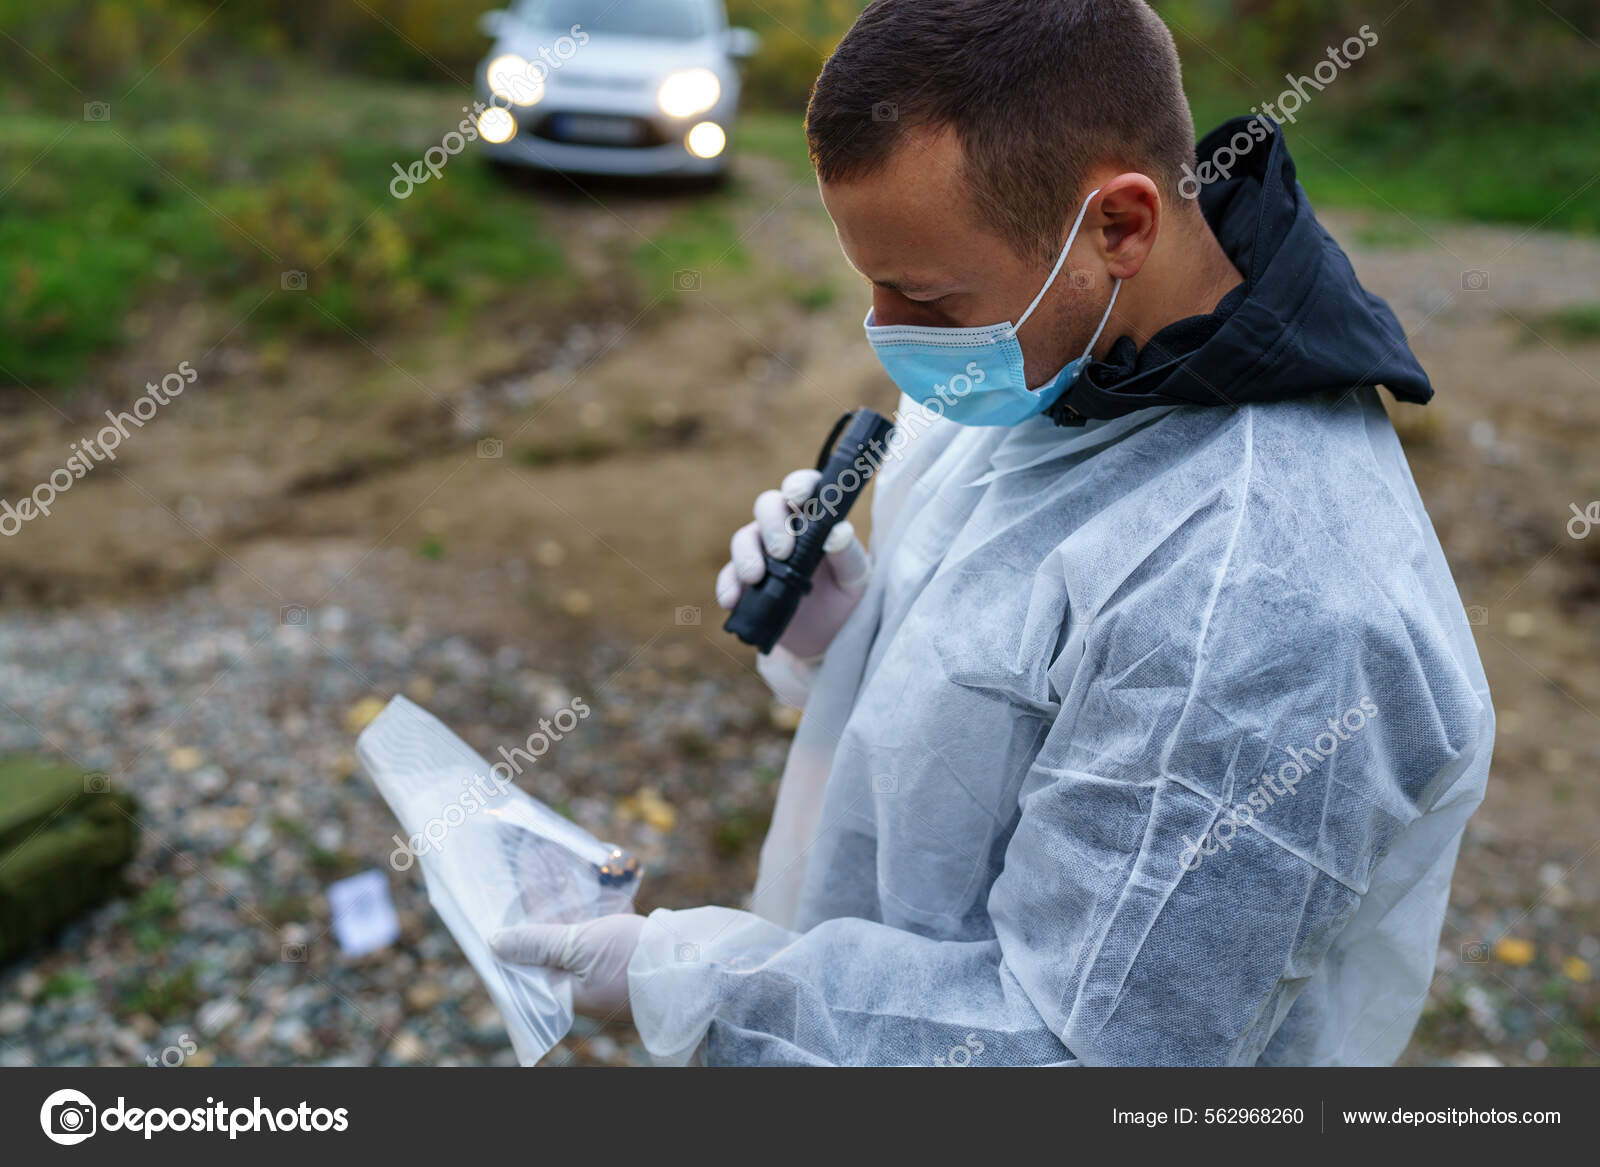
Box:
[0,757,139,965]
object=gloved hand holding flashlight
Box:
[715,467,872,660]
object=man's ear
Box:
[1094,173,1161,281]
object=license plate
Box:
[551,114,643,145]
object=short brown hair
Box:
[806,0,1196,265]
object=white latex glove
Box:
[490,913,645,1020]
[715,468,872,660]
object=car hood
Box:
[493,28,725,87]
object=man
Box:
[492,0,1492,1065]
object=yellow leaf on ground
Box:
[618,787,677,833]
[1493,937,1535,966]
[168,746,204,773]
[344,696,388,735]
[1561,956,1591,983]
[769,703,802,732]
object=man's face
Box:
[819,125,1110,389]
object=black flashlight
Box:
[723,408,896,654]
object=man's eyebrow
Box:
[858,271,938,296]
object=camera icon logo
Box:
[281,941,309,962]
[673,269,702,292]
[872,101,899,122]
[675,943,700,963]
[1465,605,1488,627]
[1068,269,1095,291]
[83,772,111,794]
[477,438,504,459]
[280,604,309,627]
[40,1088,97,1145]
[83,101,111,122]
[674,605,701,626]
[1461,940,1490,963]
[281,270,308,292]
[872,774,898,794]
[1461,269,1489,291]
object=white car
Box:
[473,0,759,178]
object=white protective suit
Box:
[628,387,1492,1065]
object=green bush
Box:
[0,72,570,387]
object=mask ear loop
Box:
[1015,187,1103,331]
[1080,278,1121,360]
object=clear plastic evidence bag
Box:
[356,696,641,1065]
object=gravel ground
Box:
[2,577,1592,1068]
[0,583,789,1067]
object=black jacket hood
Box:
[1048,116,1433,426]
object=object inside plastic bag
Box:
[356,696,641,1065]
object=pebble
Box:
[388,1030,426,1064]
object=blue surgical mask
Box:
[863,188,1121,427]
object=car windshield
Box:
[514,0,710,40]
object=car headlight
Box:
[477,107,517,144]
[657,69,721,118]
[686,122,726,159]
[488,54,545,106]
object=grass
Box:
[632,199,749,303]
[735,112,815,184]
[125,877,181,952]
[1184,60,1600,233]
[120,962,203,1021]
[0,70,574,390]
[1513,303,1600,345]
[40,969,93,1000]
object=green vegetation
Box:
[1184,59,1600,233]
[1514,303,1600,345]
[736,112,814,183]
[1,0,1595,390]
[0,71,572,388]
[633,200,749,302]
[120,961,203,1020]
[125,877,181,952]
[40,969,94,1000]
